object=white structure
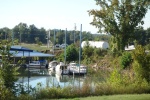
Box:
[81,41,109,49]
[55,62,69,75]
[125,45,135,51]
[48,60,58,72]
[68,62,87,75]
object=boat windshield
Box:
[70,63,77,66]
[52,62,58,66]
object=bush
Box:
[120,52,132,69]
[132,45,150,81]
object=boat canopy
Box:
[9,46,55,57]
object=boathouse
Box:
[0,46,55,66]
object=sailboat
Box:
[68,24,87,75]
[55,28,69,75]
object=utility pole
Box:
[64,28,67,64]
[74,23,76,44]
[18,25,21,45]
[12,31,14,45]
[79,24,82,74]
[53,29,56,54]
[20,32,21,45]
[47,30,50,48]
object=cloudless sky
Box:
[0,0,149,33]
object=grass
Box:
[59,94,150,100]
[20,43,49,51]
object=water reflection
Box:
[16,68,88,89]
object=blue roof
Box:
[10,46,33,52]
[10,46,55,57]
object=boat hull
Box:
[68,68,86,75]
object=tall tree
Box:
[89,0,150,52]
[134,27,147,46]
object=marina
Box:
[16,68,93,89]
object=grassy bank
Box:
[60,94,150,100]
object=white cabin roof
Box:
[81,41,109,49]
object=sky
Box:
[0,0,150,34]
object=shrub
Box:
[132,45,150,81]
[120,52,132,69]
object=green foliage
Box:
[0,40,20,93]
[107,69,122,87]
[95,68,150,95]
[0,80,16,100]
[66,44,78,62]
[134,27,147,46]
[89,0,150,51]
[120,52,132,69]
[82,42,108,64]
[17,94,35,100]
[82,45,94,59]
[56,44,79,62]
[145,43,150,50]
[38,41,42,46]
[132,45,150,81]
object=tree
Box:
[132,45,150,82]
[89,0,150,52]
[146,27,150,44]
[66,44,78,62]
[0,40,20,93]
[134,27,147,46]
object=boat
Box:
[48,60,58,72]
[55,62,69,75]
[28,60,46,68]
[68,24,87,75]
[68,62,87,75]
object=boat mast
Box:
[64,28,67,64]
[79,24,82,74]
[47,30,50,48]
[53,29,56,54]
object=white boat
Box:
[68,62,87,75]
[67,25,87,75]
[28,61,46,68]
[55,74,69,82]
[55,62,69,75]
[48,60,58,72]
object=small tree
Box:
[0,40,20,93]
[66,44,78,62]
[120,51,132,69]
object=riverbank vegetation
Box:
[0,0,150,99]
[1,41,150,100]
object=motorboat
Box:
[28,61,46,68]
[68,62,87,75]
[55,62,69,75]
[48,60,58,72]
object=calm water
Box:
[16,68,100,89]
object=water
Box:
[16,68,91,89]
